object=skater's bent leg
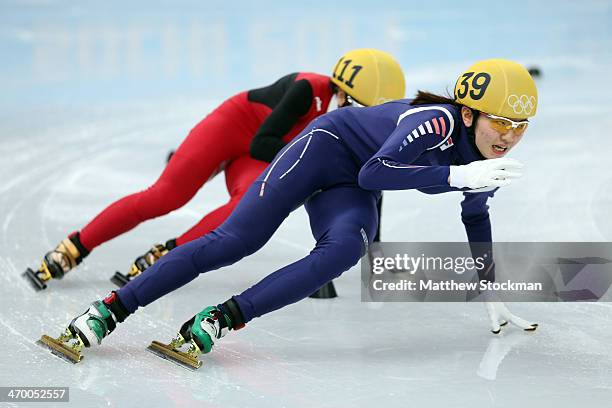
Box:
[79,114,238,251]
[233,187,379,322]
[116,177,307,314]
[175,156,267,245]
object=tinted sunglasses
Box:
[484,113,529,136]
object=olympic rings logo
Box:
[507,94,536,115]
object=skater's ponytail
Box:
[411,90,459,107]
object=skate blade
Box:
[147,340,202,371]
[22,268,47,291]
[110,271,130,287]
[37,335,82,364]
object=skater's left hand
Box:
[485,301,538,334]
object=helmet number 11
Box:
[456,72,491,100]
[333,58,363,89]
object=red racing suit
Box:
[78,72,334,250]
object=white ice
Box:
[1,1,612,407]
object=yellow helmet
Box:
[331,48,406,107]
[454,59,538,119]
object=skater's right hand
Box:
[449,158,523,189]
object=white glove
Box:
[485,301,538,334]
[449,158,523,189]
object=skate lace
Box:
[50,249,74,271]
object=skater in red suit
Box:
[24,48,406,291]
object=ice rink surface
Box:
[1,1,612,407]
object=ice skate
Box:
[147,306,233,370]
[111,239,176,287]
[38,292,128,364]
[23,233,88,291]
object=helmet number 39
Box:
[455,72,491,101]
[333,58,363,89]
